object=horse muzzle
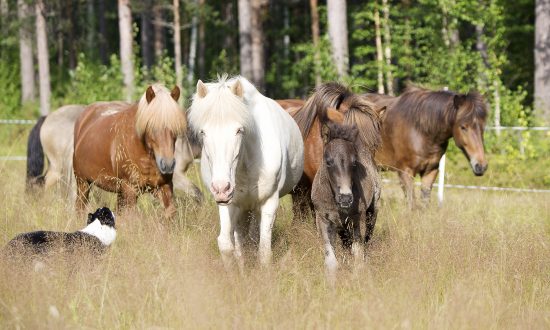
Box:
[471,160,488,176]
[211,181,234,205]
[157,157,176,175]
[336,193,353,210]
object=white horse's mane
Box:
[136,84,186,137]
[188,75,255,133]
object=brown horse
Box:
[365,86,488,208]
[312,119,380,280]
[73,84,185,218]
[278,82,382,216]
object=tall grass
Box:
[0,160,549,328]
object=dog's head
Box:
[87,207,116,228]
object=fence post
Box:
[438,153,446,206]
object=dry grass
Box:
[0,161,549,329]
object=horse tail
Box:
[26,116,47,190]
[294,82,352,138]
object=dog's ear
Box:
[87,213,94,225]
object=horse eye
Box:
[460,125,467,131]
[199,129,205,136]
[236,127,244,135]
[326,159,333,167]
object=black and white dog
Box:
[5,207,117,256]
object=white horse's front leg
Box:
[316,213,338,284]
[258,195,280,266]
[217,204,242,270]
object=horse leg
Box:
[156,183,176,219]
[316,213,338,284]
[365,196,378,244]
[258,194,279,266]
[44,163,62,192]
[172,172,203,203]
[420,169,439,207]
[75,177,91,212]
[351,215,364,266]
[398,169,415,209]
[217,204,243,271]
[117,184,138,213]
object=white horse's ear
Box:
[231,80,244,99]
[146,86,155,103]
[196,80,208,98]
[170,86,180,102]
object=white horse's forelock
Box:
[188,77,254,134]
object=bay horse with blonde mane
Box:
[277,82,382,217]
[73,84,185,218]
[365,86,488,208]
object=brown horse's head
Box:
[451,92,488,176]
[321,122,359,210]
[136,84,186,175]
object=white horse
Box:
[188,76,304,268]
[26,103,203,204]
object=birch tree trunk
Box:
[327,0,349,78]
[173,0,182,87]
[118,0,134,101]
[382,0,394,95]
[310,0,321,86]
[18,0,35,103]
[187,0,198,84]
[374,5,384,94]
[238,0,253,80]
[535,0,550,123]
[250,0,267,91]
[476,24,501,133]
[35,0,50,115]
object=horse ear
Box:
[453,94,466,109]
[146,86,155,104]
[170,86,180,102]
[321,122,330,145]
[196,80,208,98]
[231,80,244,99]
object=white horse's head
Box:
[188,77,253,204]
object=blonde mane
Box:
[188,76,254,133]
[136,84,186,137]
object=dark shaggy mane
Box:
[392,86,488,136]
[293,82,381,153]
[293,82,351,138]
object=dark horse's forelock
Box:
[293,82,381,153]
[326,122,358,144]
[396,86,488,136]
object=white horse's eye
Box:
[199,129,205,136]
[236,128,244,135]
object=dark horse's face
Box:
[322,123,359,210]
[452,95,488,176]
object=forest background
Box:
[0,0,549,187]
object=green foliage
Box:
[61,54,124,105]
[0,55,23,118]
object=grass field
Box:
[1,151,549,329]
